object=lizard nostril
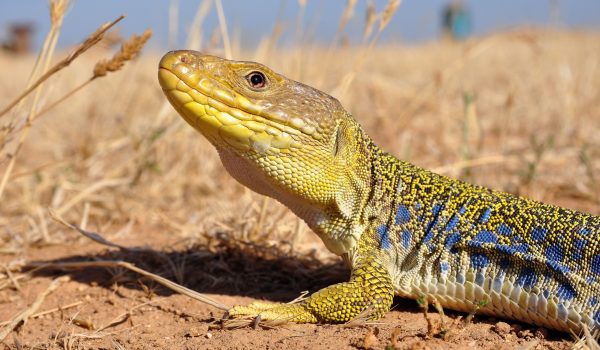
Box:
[180,54,191,64]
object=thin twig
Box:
[215,0,232,59]
[0,301,83,327]
[45,211,231,311]
[0,276,70,342]
[25,260,230,312]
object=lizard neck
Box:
[297,125,380,257]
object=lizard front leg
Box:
[227,253,394,324]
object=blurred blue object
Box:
[443,1,472,40]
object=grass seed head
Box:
[94,29,153,78]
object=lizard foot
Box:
[227,301,317,324]
[224,258,394,326]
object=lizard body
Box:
[158,51,600,333]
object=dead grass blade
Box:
[25,260,230,312]
[0,15,124,118]
[0,301,83,327]
[0,276,70,342]
[332,0,403,100]
[337,0,358,38]
[186,0,213,50]
[214,0,232,59]
[44,211,231,312]
[0,15,126,203]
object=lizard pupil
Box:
[247,71,266,89]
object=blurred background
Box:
[1,0,599,245]
[0,2,600,347]
[1,0,599,52]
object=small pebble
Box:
[493,321,511,336]
[535,327,548,339]
[518,329,534,339]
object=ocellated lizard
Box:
[158,51,600,333]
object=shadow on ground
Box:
[28,232,349,302]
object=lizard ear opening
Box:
[332,125,343,157]
[332,119,360,159]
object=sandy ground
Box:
[0,229,575,350]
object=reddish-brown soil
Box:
[0,229,575,350]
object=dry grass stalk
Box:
[332,0,403,99]
[363,0,376,42]
[0,15,125,118]
[0,26,150,210]
[0,15,125,201]
[168,0,179,48]
[395,35,499,128]
[215,0,232,59]
[19,0,68,101]
[295,0,307,44]
[571,325,600,350]
[0,276,70,342]
[46,210,230,311]
[25,28,152,131]
[0,301,83,327]
[0,1,71,202]
[337,0,358,38]
[431,154,509,175]
[379,0,401,33]
[93,29,152,78]
[26,259,231,312]
[186,0,213,50]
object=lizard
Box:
[157,50,600,333]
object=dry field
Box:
[1,4,600,350]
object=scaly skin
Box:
[158,51,600,333]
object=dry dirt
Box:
[2,27,600,349]
[0,229,575,350]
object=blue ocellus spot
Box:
[473,230,498,244]
[574,238,587,249]
[445,214,460,231]
[545,245,564,262]
[531,226,547,242]
[432,203,443,216]
[556,282,577,301]
[395,204,411,225]
[479,208,492,223]
[470,252,490,269]
[497,223,513,236]
[594,310,600,324]
[400,230,412,249]
[592,254,600,275]
[545,260,570,275]
[440,261,450,273]
[516,268,537,288]
[444,232,461,250]
[496,244,530,255]
[377,224,391,250]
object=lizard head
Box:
[158,51,372,253]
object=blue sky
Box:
[1,1,599,50]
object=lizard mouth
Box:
[158,51,303,154]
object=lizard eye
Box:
[246,71,267,89]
